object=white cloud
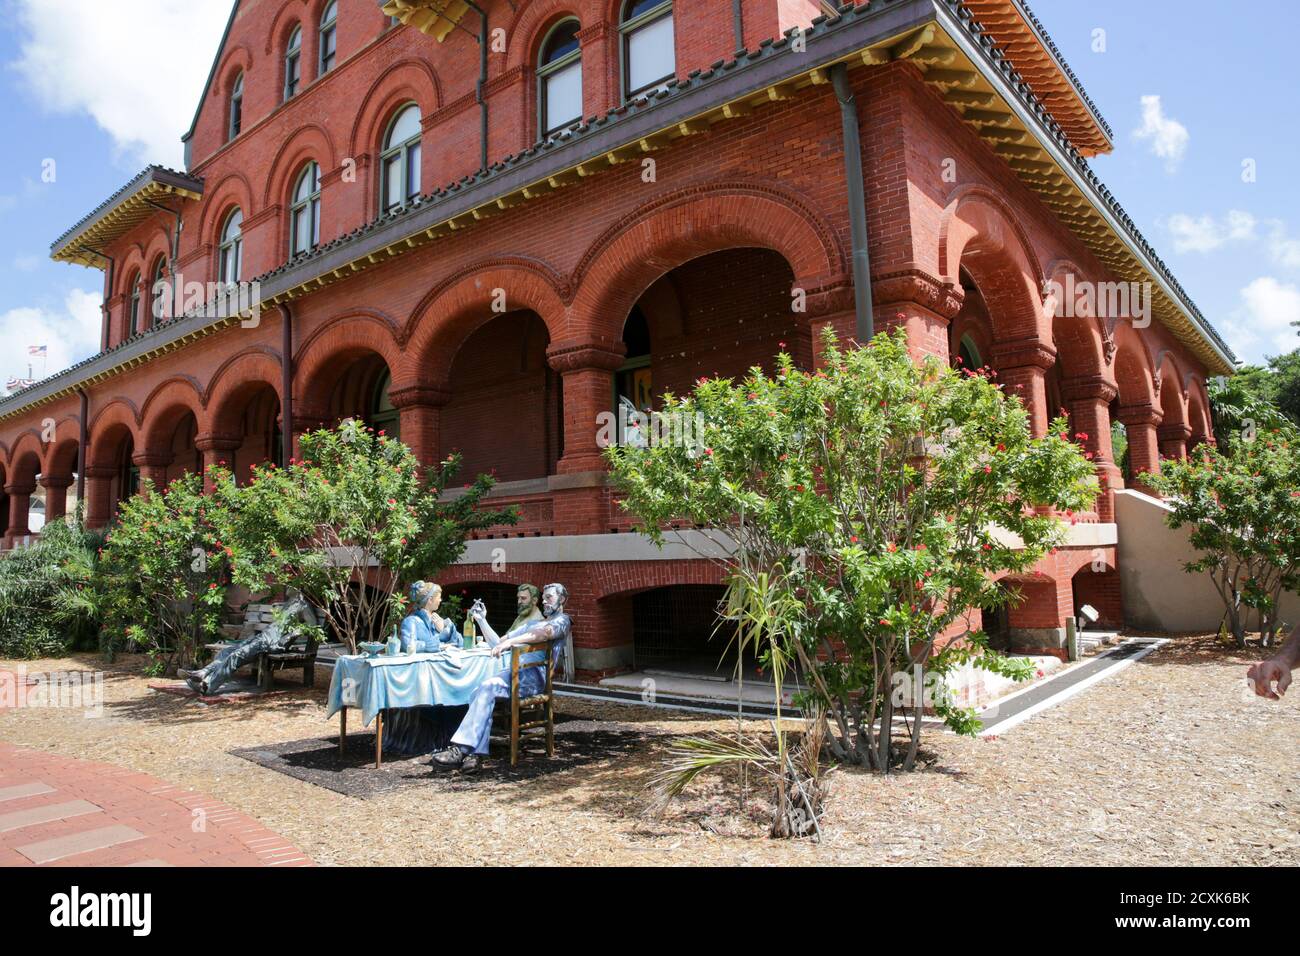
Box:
[1222,276,1300,363]
[12,255,41,273]
[1134,95,1189,172]
[1267,221,1300,270]
[1166,210,1256,253]
[0,289,102,392]
[9,0,233,168]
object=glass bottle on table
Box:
[463,609,476,649]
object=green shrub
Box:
[0,518,102,659]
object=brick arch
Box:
[140,376,205,453]
[1111,320,1157,408]
[204,348,284,436]
[346,58,442,160]
[86,400,140,470]
[6,432,45,486]
[571,185,843,344]
[588,561,726,602]
[938,186,1047,344]
[1043,259,1111,383]
[504,0,587,74]
[1153,351,1189,428]
[262,124,339,208]
[198,171,257,254]
[115,244,149,300]
[293,311,403,413]
[1185,376,1212,446]
[396,260,569,388]
[213,43,253,109]
[44,434,81,483]
[264,0,310,55]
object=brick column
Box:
[83,465,116,530]
[4,482,34,538]
[195,435,240,492]
[39,475,73,522]
[992,338,1056,438]
[870,270,965,362]
[1158,422,1191,461]
[547,339,625,536]
[389,385,451,470]
[1117,404,1162,494]
[133,452,173,493]
[1063,376,1121,521]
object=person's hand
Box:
[491,641,509,659]
[1247,658,1292,699]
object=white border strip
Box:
[977,638,1168,735]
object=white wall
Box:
[1114,489,1300,633]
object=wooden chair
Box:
[492,638,558,766]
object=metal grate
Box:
[632,585,736,669]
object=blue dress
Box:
[398,609,462,654]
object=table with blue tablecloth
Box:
[326,647,506,766]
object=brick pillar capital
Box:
[3,481,35,497]
[388,384,453,409]
[547,339,626,373]
[870,269,965,321]
[39,474,75,490]
[1117,404,1162,428]
[194,433,241,453]
[992,336,1056,371]
[1062,375,1118,404]
[1158,422,1193,443]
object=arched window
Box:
[538,19,582,137]
[957,334,981,371]
[219,209,243,285]
[284,25,303,100]
[621,0,674,99]
[381,104,422,212]
[319,1,338,74]
[126,271,141,338]
[228,73,244,141]
[290,162,322,256]
[149,257,168,324]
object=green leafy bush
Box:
[94,472,231,673]
[0,518,102,659]
[609,329,1097,777]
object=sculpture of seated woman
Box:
[400,581,462,653]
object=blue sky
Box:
[0,0,1297,393]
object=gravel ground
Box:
[1,633,1296,866]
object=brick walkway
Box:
[0,742,312,867]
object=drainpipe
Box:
[81,246,115,351]
[143,198,183,322]
[830,63,874,343]
[732,0,744,50]
[278,303,293,467]
[76,389,89,515]
[464,1,489,172]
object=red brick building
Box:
[0,0,1234,675]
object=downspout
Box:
[464,1,489,172]
[732,0,744,50]
[143,198,183,322]
[76,389,88,516]
[830,63,874,343]
[81,246,115,351]
[278,303,293,467]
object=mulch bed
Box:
[230,716,651,799]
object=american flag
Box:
[28,345,46,357]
